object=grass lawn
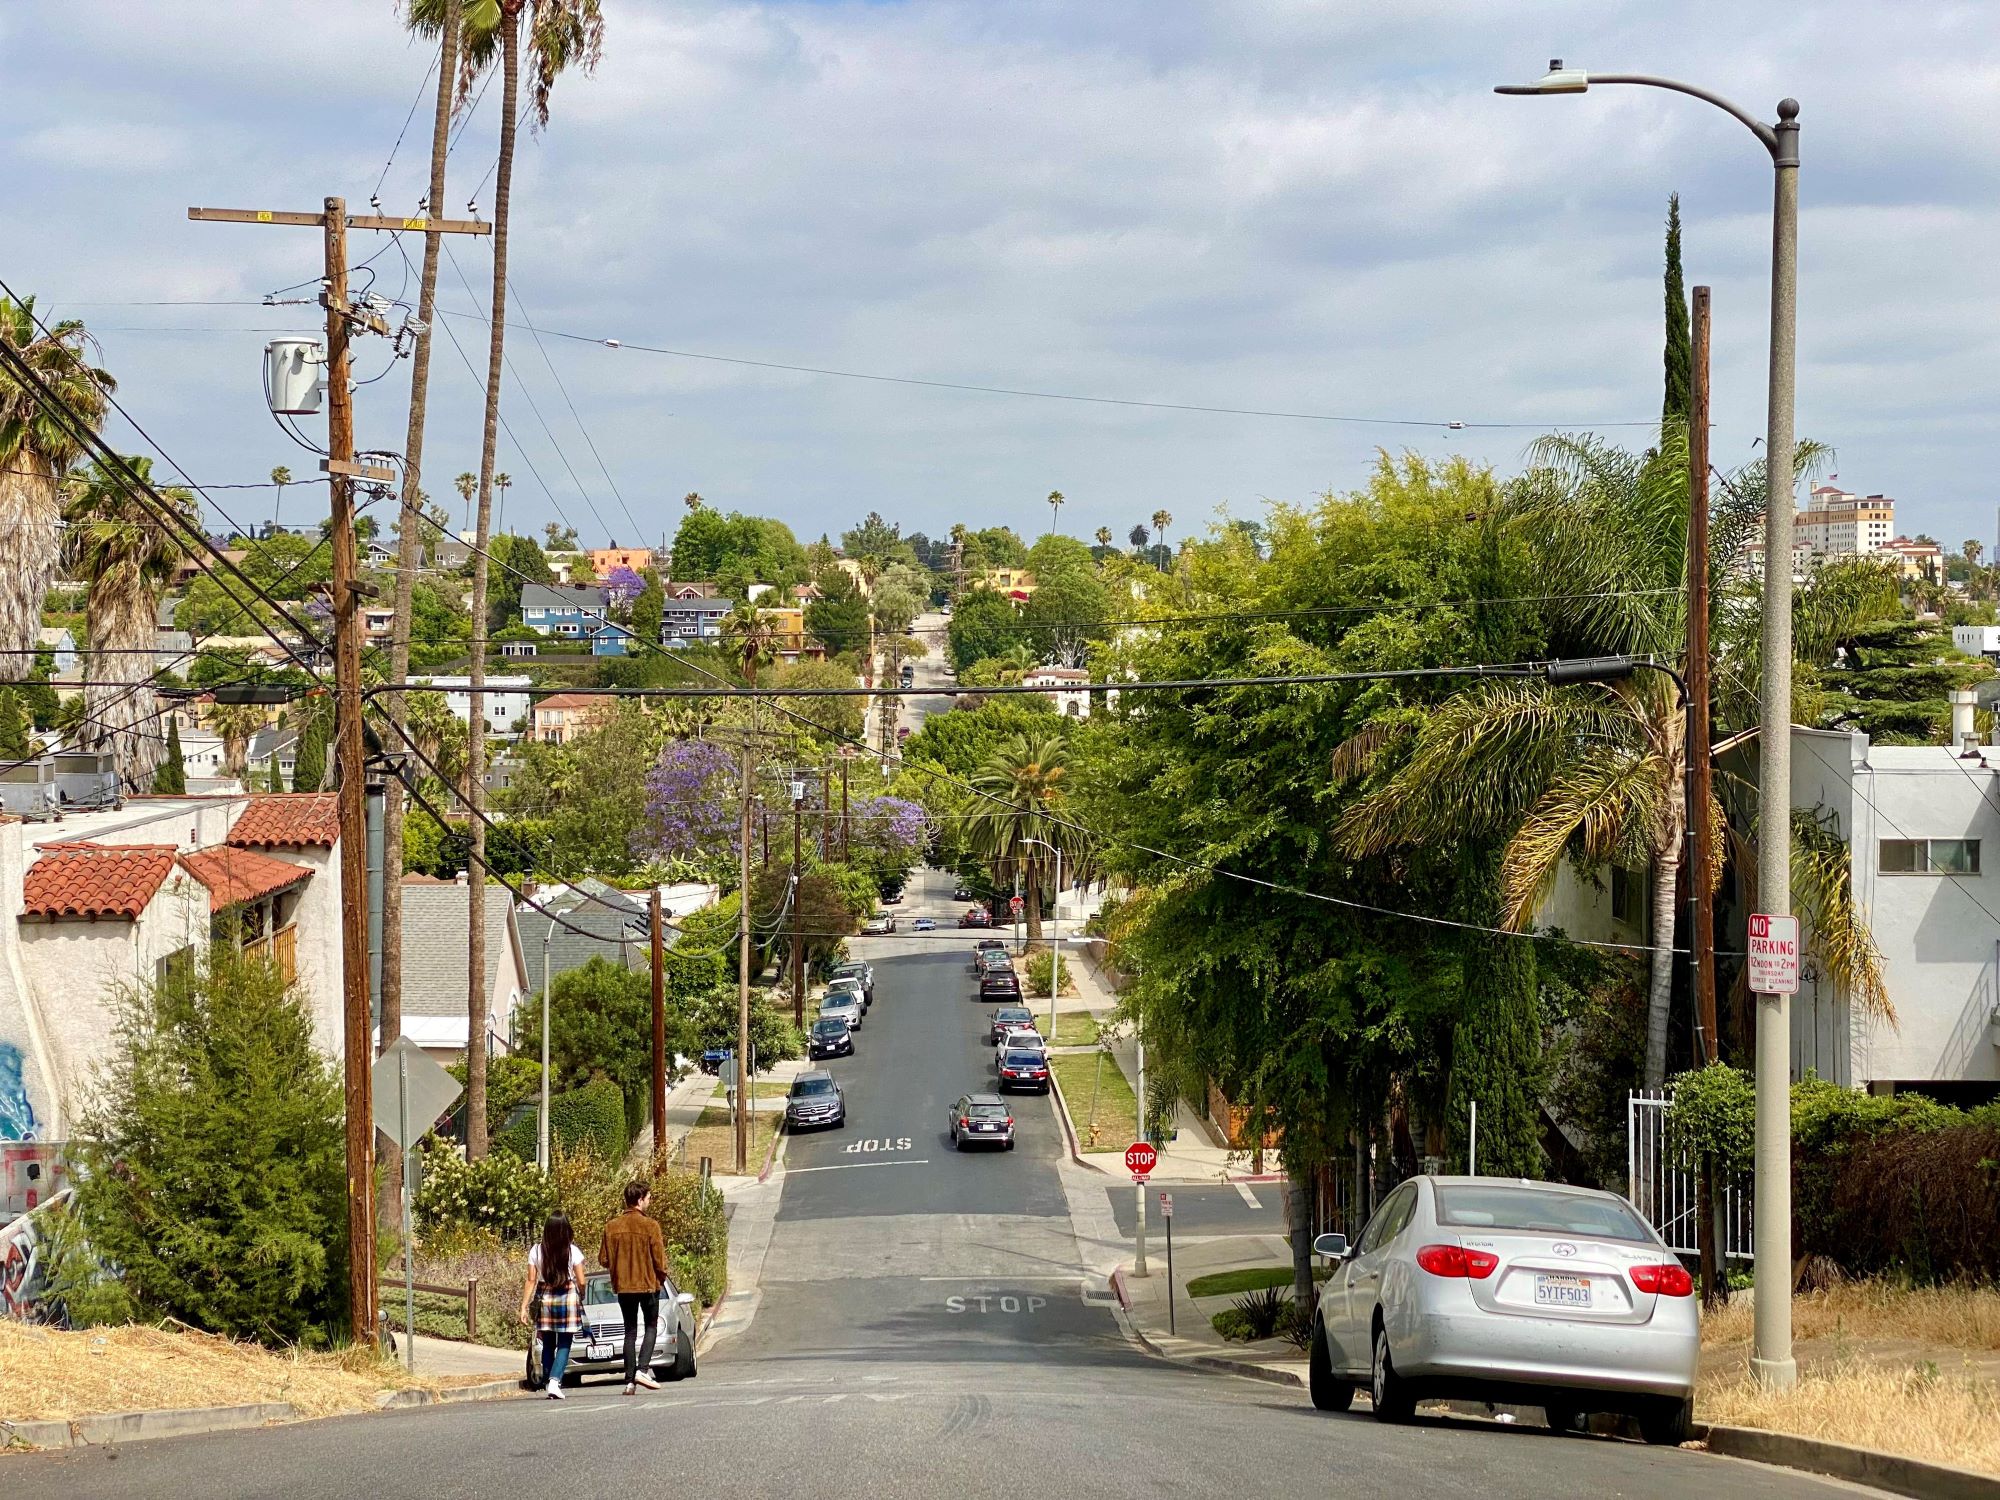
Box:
[1038,1010,1109,1048]
[1186,1265,1330,1299]
[679,1104,779,1174]
[1049,1049,1137,1152]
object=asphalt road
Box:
[1105,1180,1291,1239]
[19,878,1868,1498]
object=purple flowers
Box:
[603,566,646,607]
[853,795,928,857]
[642,739,741,863]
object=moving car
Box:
[948,1093,1015,1150]
[996,1048,1051,1093]
[826,975,869,1013]
[1307,1176,1697,1444]
[899,664,915,689]
[785,1071,847,1131]
[807,1017,854,1060]
[913,916,936,932]
[860,913,897,935]
[818,992,863,1031]
[530,1269,697,1387]
[988,1005,1037,1044]
[957,907,993,929]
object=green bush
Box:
[1211,1307,1257,1341]
[1022,948,1075,998]
[451,1053,543,1140]
[415,1141,556,1239]
[1230,1283,1289,1340]
[494,1076,628,1164]
[71,946,347,1344]
[644,1166,729,1305]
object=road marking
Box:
[1235,1181,1262,1210]
[786,1158,933,1174]
[917,1275,1077,1282]
[945,1294,1048,1314]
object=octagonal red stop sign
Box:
[1124,1142,1157,1178]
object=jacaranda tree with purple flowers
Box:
[602,564,646,613]
[642,737,742,878]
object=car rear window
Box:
[819,995,852,1009]
[964,1102,1008,1118]
[1001,1051,1045,1067]
[1433,1184,1652,1242]
[792,1077,837,1097]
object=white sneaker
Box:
[623,1382,636,1396]
[549,1384,565,1400]
[634,1371,660,1391]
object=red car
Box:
[957,907,992,928]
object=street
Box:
[14,871,1865,1499]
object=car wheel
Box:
[1542,1402,1584,1436]
[1308,1318,1354,1413]
[1637,1396,1692,1447]
[1369,1323,1414,1423]
[1005,1137,1015,1151]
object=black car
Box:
[808,1017,854,1060]
[979,971,1023,1000]
[785,1071,846,1131]
[996,1048,1050,1093]
[952,884,974,901]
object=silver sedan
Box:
[1308,1176,1698,1444]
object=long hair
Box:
[538,1211,574,1289]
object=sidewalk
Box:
[1112,1234,1309,1387]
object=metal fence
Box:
[1627,1090,1753,1260]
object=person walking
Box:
[598,1180,670,1396]
[519,1210,586,1399]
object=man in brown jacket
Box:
[599,1180,670,1394]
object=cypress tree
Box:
[1662,193,1692,431]
[153,716,188,794]
[1446,855,1545,1178]
[267,748,286,792]
[0,688,27,759]
[292,715,327,792]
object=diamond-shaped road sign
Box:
[372,1035,464,1150]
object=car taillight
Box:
[1629,1262,1694,1297]
[1005,1118,1014,1127]
[1414,1244,1498,1280]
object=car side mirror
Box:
[1313,1232,1350,1260]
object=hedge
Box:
[494,1076,628,1164]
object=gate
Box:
[1626,1090,1753,1260]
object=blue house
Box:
[661,595,734,647]
[520,583,608,641]
[589,620,636,657]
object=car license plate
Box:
[587,1342,614,1360]
[1534,1274,1591,1308]
[975,1123,996,1131]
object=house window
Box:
[1880,838,1980,875]
[1609,865,1648,928]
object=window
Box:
[1609,865,1648,929]
[1355,1183,1416,1256]
[1879,838,1980,875]
[1434,1183,1652,1242]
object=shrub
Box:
[451,1053,543,1141]
[1211,1307,1257,1341]
[71,946,347,1344]
[644,1164,729,1305]
[1231,1283,1289,1340]
[494,1075,628,1164]
[415,1141,556,1240]
[1023,947,1076,998]
[1275,1298,1313,1350]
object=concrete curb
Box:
[1110,1264,1131,1311]
[1694,1422,2000,1500]
[757,1114,791,1184]
[1118,1315,1304,1389]
[375,1377,523,1410]
[1047,1066,1110,1174]
[5,1401,299,1451]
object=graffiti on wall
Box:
[0,1043,37,1142]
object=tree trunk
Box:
[1289,1173,1316,1313]
[463,3,521,1159]
[0,460,61,684]
[80,575,168,791]
[1643,837,1684,1090]
[381,0,459,1212]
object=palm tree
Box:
[206,701,265,780]
[1094,526,1113,551]
[1048,490,1065,535]
[1128,523,1149,556]
[721,601,777,687]
[0,297,113,682]
[684,491,705,512]
[1965,539,1983,571]
[494,471,512,534]
[453,470,476,533]
[964,730,1089,942]
[269,465,292,533]
[65,456,194,790]
[1150,509,1172,568]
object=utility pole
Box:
[792,781,806,1027]
[840,754,850,861]
[650,887,667,1158]
[736,727,754,1176]
[820,767,831,860]
[189,195,488,1349]
[1688,285,1718,1065]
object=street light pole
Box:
[539,928,552,1172]
[1495,62,1800,1389]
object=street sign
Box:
[1747,912,1801,995]
[1124,1141,1157,1179]
[370,1036,462,1149]
[1159,1191,1174,1219]
[1009,895,1024,914]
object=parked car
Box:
[988,1005,1037,1044]
[994,1023,1044,1056]
[948,1093,1014,1150]
[826,975,869,1013]
[881,889,904,906]
[952,883,974,901]
[913,916,936,932]
[971,937,1007,961]
[1308,1176,1697,1444]
[979,971,1023,1001]
[996,1048,1051,1093]
[785,1071,847,1131]
[808,1017,854,1060]
[957,907,993,929]
[861,913,896,936]
[530,1268,698,1386]
[818,992,863,1031]
[975,951,1015,979]
[829,960,874,1002]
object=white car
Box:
[818,992,863,1030]
[993,1022,1044,1055]
[826,975,869,1013]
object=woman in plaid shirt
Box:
[519,1211,587,1398]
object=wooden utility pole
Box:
[736,728,754,1175]
[1688,285,1718,1066]
[820,767,831,860]
[841,754,850,861]
[792,784,805,1027]
[650,887,667,1156]
[189,198,488,1348]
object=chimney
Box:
[1951,688,1978,750]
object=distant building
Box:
[589,547,656,576]
[1797,483,1896,561]
[410,674,533,738]
[980,567,1037,605]
[35,627,76,676]
[362,605,396,643]
[519,583,609,640]
[499,639,538,659]
[756,606,824,663]
[532,691,607,745]
[429,536,472,571]
[661,594,733,647]
[1952,626,2000,662]
[1878,536,1944,582]
[394,876,526,1059]
[1021,665,1092,718]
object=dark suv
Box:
[808,1017,854,1060]
[979,970,1023,1000]
[785,1071,846,1131]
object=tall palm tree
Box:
[269,465,292,533]
[683,490,705,512]
[65,456,194,790]
[206,700,265,780]
[1128,522,1149,556]
[494,471,512,534]
[722,601,777,687]
[412,0,604,1158]
[453,470,476,533]
[1094,526,1113,550]
[1047,490,1064,535]
[964,730,1089,942]
[1150,509,1172,568]
[0,297,112,682]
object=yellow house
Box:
[756,606,825,662]
[980,567,1037,604]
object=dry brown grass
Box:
[680,1105,778,1175]
[0,1319,449,1425]
[1701,1281,2000,1352]
[1699,1358,2000,1474]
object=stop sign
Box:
[1124,1142,1157,1178]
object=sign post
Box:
[1747,913,1801,995]
[372,1037,462,1370]
[1126,1142,1157,1278]
[1160,1191,1175,1333]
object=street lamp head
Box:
[1494,58,1590,96]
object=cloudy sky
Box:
[7,1,1997,552]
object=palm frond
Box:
[1498,752,1677,929]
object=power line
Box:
[372,43,443,201]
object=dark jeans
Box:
[539,1330,574,1388]
[618,1291,658,1383]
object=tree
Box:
[1444,860,1543,1176]
[453,469,477,530]
[1663,193,1691,430]
[967,526,1027,569]
[152,717,188,794]
[721,600,778,686]
[630,570,664,645]
[1022,534,1108,666]
[1818,617,1989,744]
[601,563,645,614]
[0,296,113,681]
[767,658,865,744]
[946,588,1017,671]
[511,956,655,1114]
[269,465,292,531]
[0,688,27,758]
[671,507,808,594]
[1966,539,1984,571]
[1150,509,1173,568]
[266,748,286,792]
[840,511,910,563]
[1128,522,1149,555]
[1047,489,1065,534]
[804,568,869,656]
[66,455,194,790]
[207,700,264,779]
[964,729,1087,941]
[484,531,554,629]
[70,945,347,1342]
[291,706,328,792]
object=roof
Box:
[397,879,526,1018]
[227,794,339,848]
[23,843,180,918]
[520,584,606,611]
[517,887,652,984]
[178,845,313,913]
[534,692,602,714]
